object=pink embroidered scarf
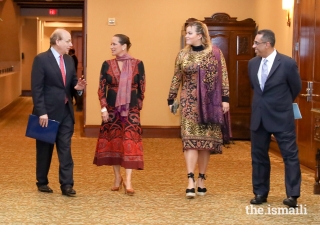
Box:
[115,54,133,117]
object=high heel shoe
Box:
[123,182,134,196]
[186,172,196,199]
[197,173,207,196]
[111,177,123,191]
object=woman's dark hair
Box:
[114,34,132,50]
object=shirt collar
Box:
[50,46,61,59]
[264,49,277,62]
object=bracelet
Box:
[101,107,107,112]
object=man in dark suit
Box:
[68,48,83,111]
[31,28,86,197]
[248,29,302,207]
[68,49,78,71]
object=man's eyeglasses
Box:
[253,41,266,46]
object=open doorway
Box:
[20,19,83,96]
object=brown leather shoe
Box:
[38,185,53,193]
[111,177,123,191]
[62,187,76,197]
[250,195,267,204]
[123,182,134,196]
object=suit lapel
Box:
[63,55,69,87]
[267,52,281,81]
[252,57,262,89]
[47,50,65,87]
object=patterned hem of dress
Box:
[93,158,144,170]
[183,143,223,154]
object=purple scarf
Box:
[115,54,133,117]
[197,46,232,144]
[197,46,223,125]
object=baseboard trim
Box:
[83,125,181,138]
[0,97,21,115]
[21,90,32,96]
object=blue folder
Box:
[293,103,302,119]
[25,114,60,144]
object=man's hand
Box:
[74,77,87,90]
[39,114,49,127]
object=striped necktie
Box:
[261,59,268,91]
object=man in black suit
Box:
[68,48,83,112]
[68,49,78,71]
[31,28,86,197]
[248,29,302,207]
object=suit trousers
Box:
[36,103,74,189]
[251,121,301,198]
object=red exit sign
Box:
[49,9,58,15]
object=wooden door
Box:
[293,0,320,169]
[210,30,254,139]
[71,31,83,78]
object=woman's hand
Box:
[222,102,229,114]
[101,111,109,122]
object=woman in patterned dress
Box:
[168,21,230,198]
[94,34,146,196]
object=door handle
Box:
[300,94,319,97]
[301,81,318,102]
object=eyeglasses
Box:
[253,41,266,46]
[59,39,71,43]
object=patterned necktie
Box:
[59,55,68,103]
[261,58,268,91]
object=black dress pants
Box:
[36,104,74,190]
[251,122,301,198]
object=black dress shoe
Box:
[283,197,297,207]
[38,185,53,193]
[197,187,207,196]
[250,195,267,204]
[186,188,196,198]
[62,187,76,197]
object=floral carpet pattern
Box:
[0,97,319,224]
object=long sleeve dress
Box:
[94,58,145,169]
[168,45,229,154]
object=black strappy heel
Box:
[186,172,196,198]
[197,173,207,196]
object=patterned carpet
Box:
[0,97,319,224]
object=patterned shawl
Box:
[115,54,133,117]
[197,46,232,144]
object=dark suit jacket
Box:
[248,51,302,132]
[31,49,78,123]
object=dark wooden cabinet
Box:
[185,13,257,139]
